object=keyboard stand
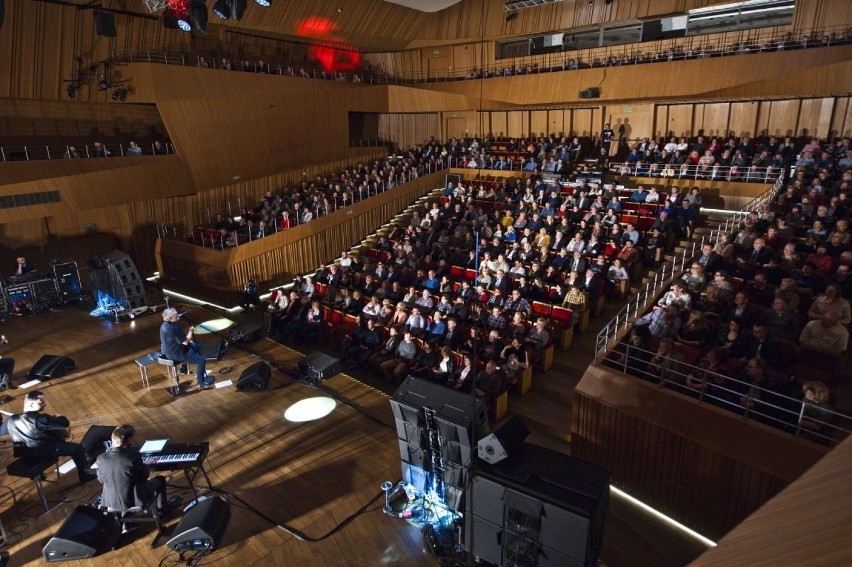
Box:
[182,462,214,501]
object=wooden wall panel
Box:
[664,104,696,138]
[571,365,827,541]
[797,97,834,139]
[729,101,759,137]
[831,97,852,138]
[606,103,653,144]
[507,111,525,138]
[530,110,548,138]
[491,111,508,138]
[764,99,801,138]
[699,103,731,138]
[572,108,594,137]
[377,113,440,151]
[547,109,567,138]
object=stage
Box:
[0,303,433,566]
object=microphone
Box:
[178,311,189,318]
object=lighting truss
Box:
[143,0,168,12]
[504,0,564,11]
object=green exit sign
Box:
[83,223,96,232]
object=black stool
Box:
[157,357,183,397]
[7,457,66,515]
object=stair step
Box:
[508,390,571,441]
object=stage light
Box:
[189,0,208,32]
[255,0,271,6]
[212,0,230,19]
[227,0,246,20]
[284,397,337,422]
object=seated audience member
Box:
[677,310,712,348]
[499,337,529,386]
[717,318,751,360]
[379,331,418,383]
[525,318,551,361]
[799,312,849,351]
[760,297,799,340]
[646,338,686,385]
[743,272,776,308]
[447,354,475,392]
[409,341,439,379]
[241,279,261,310]
[635,304,682,339]
[473,360,503,401]
[684,347,727,397]
[682,263,707,293]
[721,292,761,329]
[657,282,692,311]
[807,283,851,325]
[800,381,833,434]
[431,346,456,385]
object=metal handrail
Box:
[594,173,786,361]
[0,142,176,163]
[605,341,850,446]
[609,162,783,184]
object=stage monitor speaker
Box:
[43,505,118,562]
[298,352,340,381]
[28,355,76,379]
[477,414,530,465]
[231,320,263,343]
[236,361,271,391]
[80,425,116,461]
[198,337,226,361]
[167,496,231,552]
[93,11,116,37]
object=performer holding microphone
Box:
[159,308,215,389]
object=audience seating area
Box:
[605,145,852,444]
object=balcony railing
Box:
[0,142,176,163]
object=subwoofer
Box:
[28,355,76,379]
[198,337,226,361]
[43,505,118,562]
[166,496,231,552]
[236,361,271,391]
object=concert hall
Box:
[1,0,851,565]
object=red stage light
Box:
[296,17,336,36]
[308,46,361,73]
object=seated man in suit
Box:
[96,425,179,521]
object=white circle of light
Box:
[194,318,235,334]
[284,397,336,422]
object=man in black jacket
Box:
[96,425,176,520]
[5,391,94,483]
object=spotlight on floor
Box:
[284,397,336,423]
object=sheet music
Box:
[139,438,168,453]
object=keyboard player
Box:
[96,425,180,520]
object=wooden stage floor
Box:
[0,303,710,566]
